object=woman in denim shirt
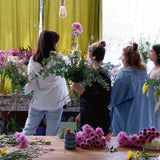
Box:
[110,42,154,136]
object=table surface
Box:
[22,136,160,160]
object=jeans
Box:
[22,106,63,136]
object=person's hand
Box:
[73,40,78,50]
[70,82,85,95]
[75,113,80,123]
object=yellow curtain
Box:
[43,0,102,51]
[0,0,39,51]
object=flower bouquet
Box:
[117,127,160,150]
[0,46,33,94]
[75,124,107,149]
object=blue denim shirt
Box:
[110,67,155,136]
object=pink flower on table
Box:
[82,124,94,134]
[13,132,28,148]
[95,127,104,137]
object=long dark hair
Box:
[123,42,146,70]
[33,30,60,66]
[152,44,160,64]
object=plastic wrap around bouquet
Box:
[117,127,160,150]
[75,124,107,149]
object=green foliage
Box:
[0,61,28,93]
[35,37,109,91]
[139,41,151,63]
[146,78,160,101]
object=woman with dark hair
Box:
[23,30,70,135]
[149,44,160,131]
[110,42,154,136]
[70,41,111,136]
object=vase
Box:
[64,133,76,150]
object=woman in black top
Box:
[71,41,111,135]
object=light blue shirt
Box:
[110,67,155,136]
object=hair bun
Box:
[99,41,106,48]
[133,42,138,51]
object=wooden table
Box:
[25,136,159,160]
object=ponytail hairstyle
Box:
[33,30,60,66]
[122,42,146,70]
[152,44,160,64]
[90,41,106,62]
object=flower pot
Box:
[64,133,76,150]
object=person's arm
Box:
[24,59,37,94]
[71,79,111,107]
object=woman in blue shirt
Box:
[110,42,154,136]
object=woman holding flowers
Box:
[23,30,70,136]
[71,41,111,136]
[149,44,160,131]
[110,42,154,136]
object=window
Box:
[103,0,160,69]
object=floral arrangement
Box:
[75,124,107,149]
[0,46,33,94]
[117,127,160,150]
[72,22,83,41]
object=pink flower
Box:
[95,127,104,137]
[72,22,82,31]
[91,36,94,40]
[72,31,77,35]
[6,50,13,56]
[82,124,94,133]
[0,54,6,66]
[13,132,28,148]
[0,50,5,54]
[149,127,156,132]
[78,28,83,33]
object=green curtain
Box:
[43,0,102,51]
[0,0,39,50]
